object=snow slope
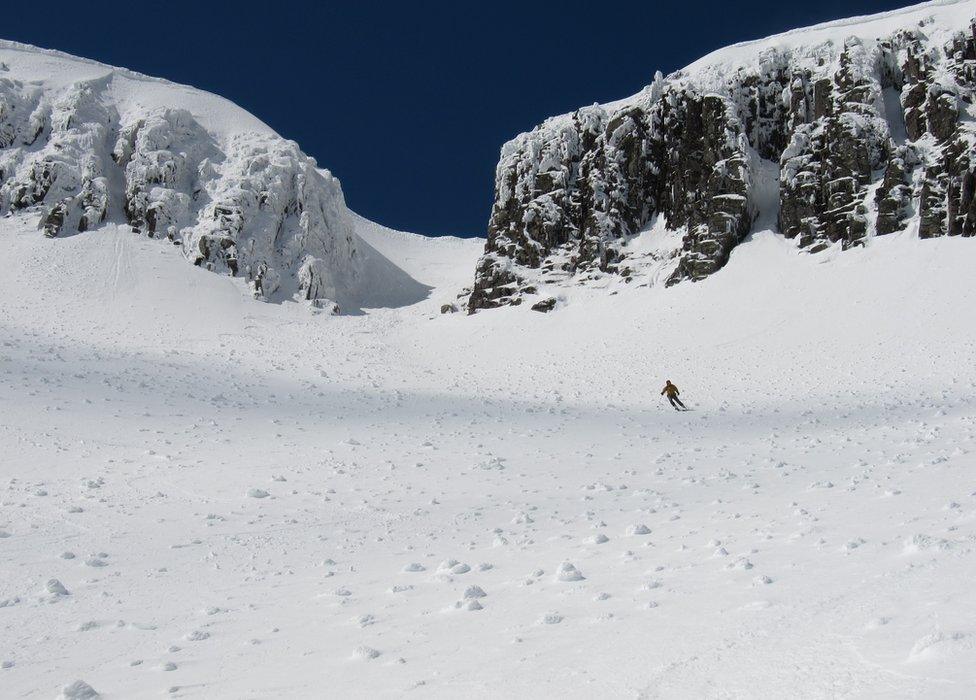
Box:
[2,207,976,698]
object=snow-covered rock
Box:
[0,40,380,310]
[469,1,976,311]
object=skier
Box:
[661,380,686,411]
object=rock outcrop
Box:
[0,42,361,307]
[469,4,976,312]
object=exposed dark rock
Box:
[875,146,915,235]
[780,39,889,252]
[531,297,557,312]
[39,198,69,237]
[665,94,753,285]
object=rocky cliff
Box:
[0,41,362,310]
[468,1,976,312]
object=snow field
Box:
[1,212,975,697]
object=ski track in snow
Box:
[1,212,975,698]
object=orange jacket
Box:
[661,382,679,397]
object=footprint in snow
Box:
[907,630,971,661]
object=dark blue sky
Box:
[8,1,910,236]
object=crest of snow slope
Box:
[468,0,976,311]
[2,205,976,696]
[678,0,976,79]
[559,0,975,117]
[0,39,421,311]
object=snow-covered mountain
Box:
[3,4,976,698]
[0,40,405,312]
[468,0,976,312]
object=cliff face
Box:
[469,2,976,312]
[0,42,360,309]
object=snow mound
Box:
[59,680,100,700]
